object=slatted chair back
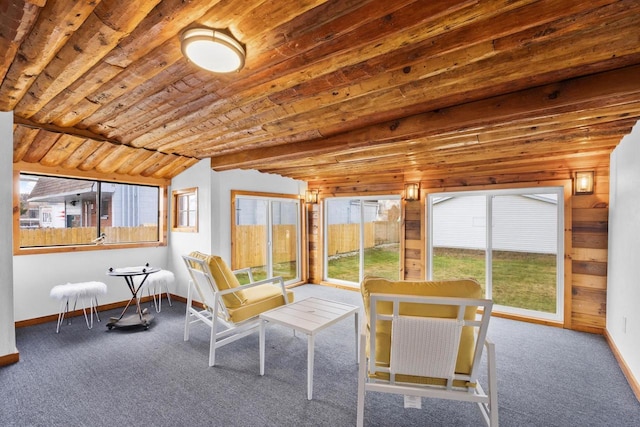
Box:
[368,293,492,388]
[357,276,498,427]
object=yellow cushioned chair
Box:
[357,276,497,426]
[182,252,294,366]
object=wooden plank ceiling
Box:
[2,0,640,183]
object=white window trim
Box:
[427,186,564,322]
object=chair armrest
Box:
[232,267,254,283]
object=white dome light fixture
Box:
[181,28,245,73]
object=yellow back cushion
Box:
[188,251,247,308]
[361,276,482,376]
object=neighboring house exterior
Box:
[23,176,157,229]
[326,199,380,224]
[432,194,558,254]
[234,197,299,226]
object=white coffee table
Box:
[259,297,359,400]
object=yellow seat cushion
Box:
[188,251,247,308]
[361,276,482,385]
[227,284,294,323]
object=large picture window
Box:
[18,173,160,249]
[324,196,401,286]
[427,187,564,321]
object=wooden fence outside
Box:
[233,224,298,268]
[234,222,399,267]
[327,222,400,256]
[20,226,158,247]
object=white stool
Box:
[50,281,107,333]
[141,270,174,312]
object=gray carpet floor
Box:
[1,284,638,426]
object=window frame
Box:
[322,194,402,287]
[13,166,168,255]
[231,190,304,286]
[171,187,198,233]
[426,181,571,324]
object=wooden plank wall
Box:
[308,167,610,334]
[571,168,609,333]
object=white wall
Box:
[13,247,168,321]
[167,163,305,299]
[167,159,213,297]
[607,121,640,386]
[0,111,17,358]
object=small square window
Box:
[172,187,198,232]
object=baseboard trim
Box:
[0,351,19,367]
[14,294,175,328]
[604,328,640,402]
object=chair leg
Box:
[92,296,101,323]
[80,296,91,329]
[86,294,101,329]
[155,285,162,312]
[156,281,172,313]
[160,282,172,310]
[184,282,193,341]
[208,317,218,367]
[476,340,498,426]
[147,285,159,313]
[55,299,68,333]
[154,285,161,312]
[71,296,78,325]
[487,341,498,426]
[165,283,172,306]
[356,333,367,427]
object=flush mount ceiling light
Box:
[180,28,245,73]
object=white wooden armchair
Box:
[182,252,293,366]
[357,276,498,426]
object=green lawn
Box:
[328,245,400,282]
[435,248,557,312]
[235,261,297,285]
[329,246,557,313]
[239,245,557,314]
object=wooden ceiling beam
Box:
[256,104,639,172]
[209,64,640,170]
[15,115,123,146]
[0,0,97,111]
[256,10,640,146]
[184,0,636,155]
[14,1,161,118]
[146,0,539,154]
[14,160,169,186]
[123,0,479,149]
[12,119,198,180]
[0,0,42,86]
[33,0,227,125]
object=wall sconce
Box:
[574,171,595,195]
[404,183,420,201]
[181,27,245,73]
[305,189,319,204]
